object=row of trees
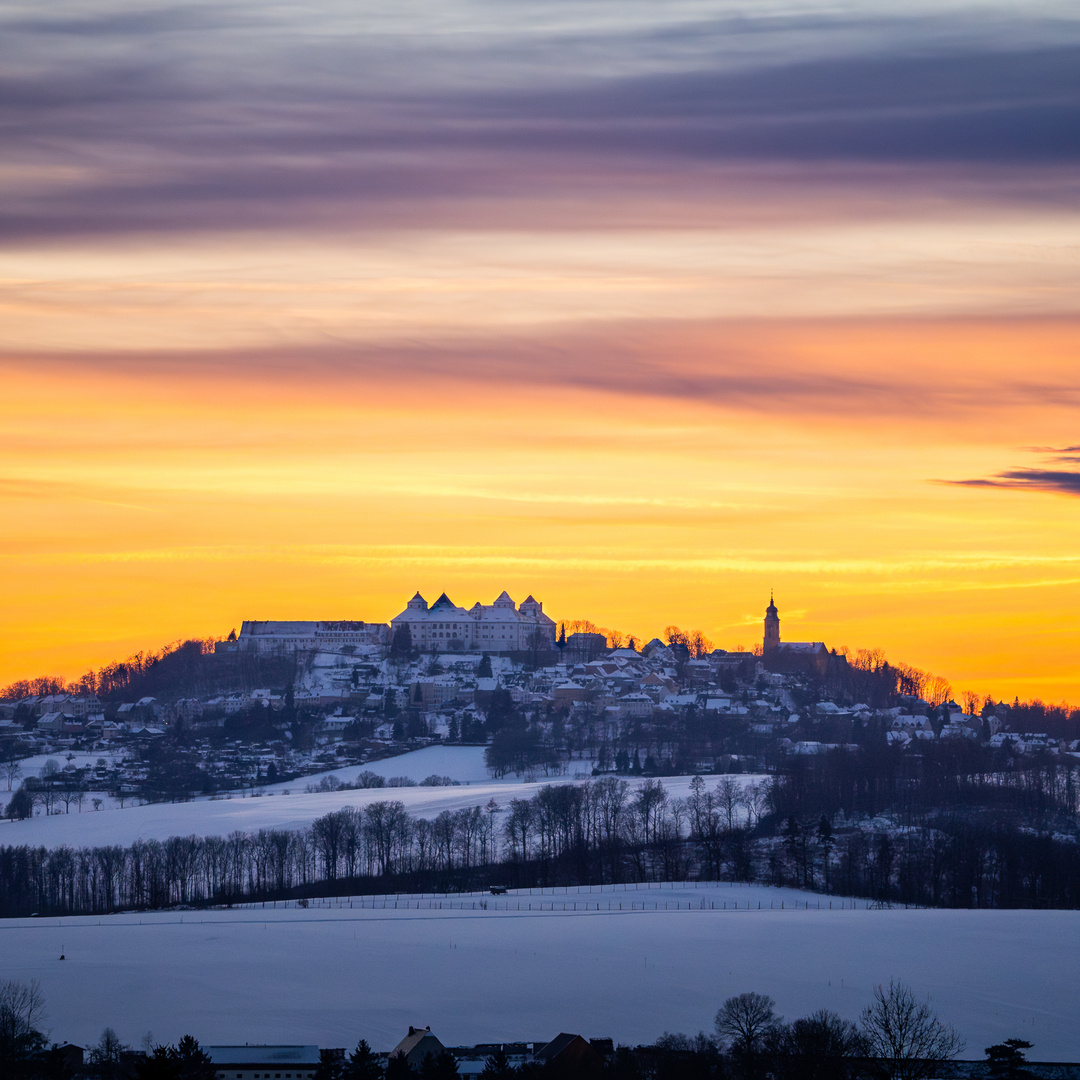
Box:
[5,976,1042,1080]
[772,743,1080,825]
[0,776,762,916]
[766,812,1080,909]
[763,743,1080,907]
[0,985,219,1079]
[4,759,1080,916]
[0,639,297,703]
[704,983,965,1080]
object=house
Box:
[37,711,66,735]
[389,1026,447,1071]
[205,1046,320,1080]
[452,1045,535,1080]
[534,1033,605,1073]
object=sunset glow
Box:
[2,0,1079,701]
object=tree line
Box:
[766,743,1080,907]
[3,758,1080,916]
[0,638,296,704]
[0,777,763,916]
[5,975,1048,1080]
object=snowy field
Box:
[263,745,552,792]
[4,749,130,812]
[0,751,761,850]
[0,776,712,849]
[0,881,1075,1059]
[11,749,128,776]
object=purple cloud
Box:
[946,447,1080,496]
[1,3,1079,240]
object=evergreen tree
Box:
[385,1054,413,1080]
[418,1051,458,1080]
[345,1040,383,1080]
[135,1046,178,1080]
[314,1048,345,1080]
[480,1049,513,1079]
[173,1035,217,1080]
[390,623,413,658]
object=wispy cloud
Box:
[2,2,1079,240]
[4,319,1079,419]
[945,446,1080,495]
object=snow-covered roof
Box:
[206,1047,320,1066]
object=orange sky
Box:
[2,2,1079,702]
[3,299,1079,701]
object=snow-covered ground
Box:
[1,747,764,849]
[261,745,549,793]
[0,882,1075,1059]
[0,773,741,849]
[10,749,128,776]
[3,749,130,813]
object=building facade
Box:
[236,620,389,654]
[390,590,556,654]
[206,1046,319,1080]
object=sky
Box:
[2,0,1080,701]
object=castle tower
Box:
[764,593,780,654]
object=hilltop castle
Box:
[390,590,557,654]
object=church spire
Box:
[764,593,780,653]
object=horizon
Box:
[2,1,1079,703]
[1,588,1071,710]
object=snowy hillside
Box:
[259,745,543,792]
[0,767,759,850]
[0,881,1074,1059]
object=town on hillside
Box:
[3,590,1079,913]
[1,591,1066,801]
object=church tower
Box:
[763,593,780,655]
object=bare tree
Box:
[716,991,781,1076]
[0,979,47,1064]
[773,1009,864,1080]
[89,1027,128,1080]
[2,754,20,792]
[60,786,82,814]
[33,785,58,816]
[742,781,770,828]
[860,980,964,1080]
[716,776,743,831]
